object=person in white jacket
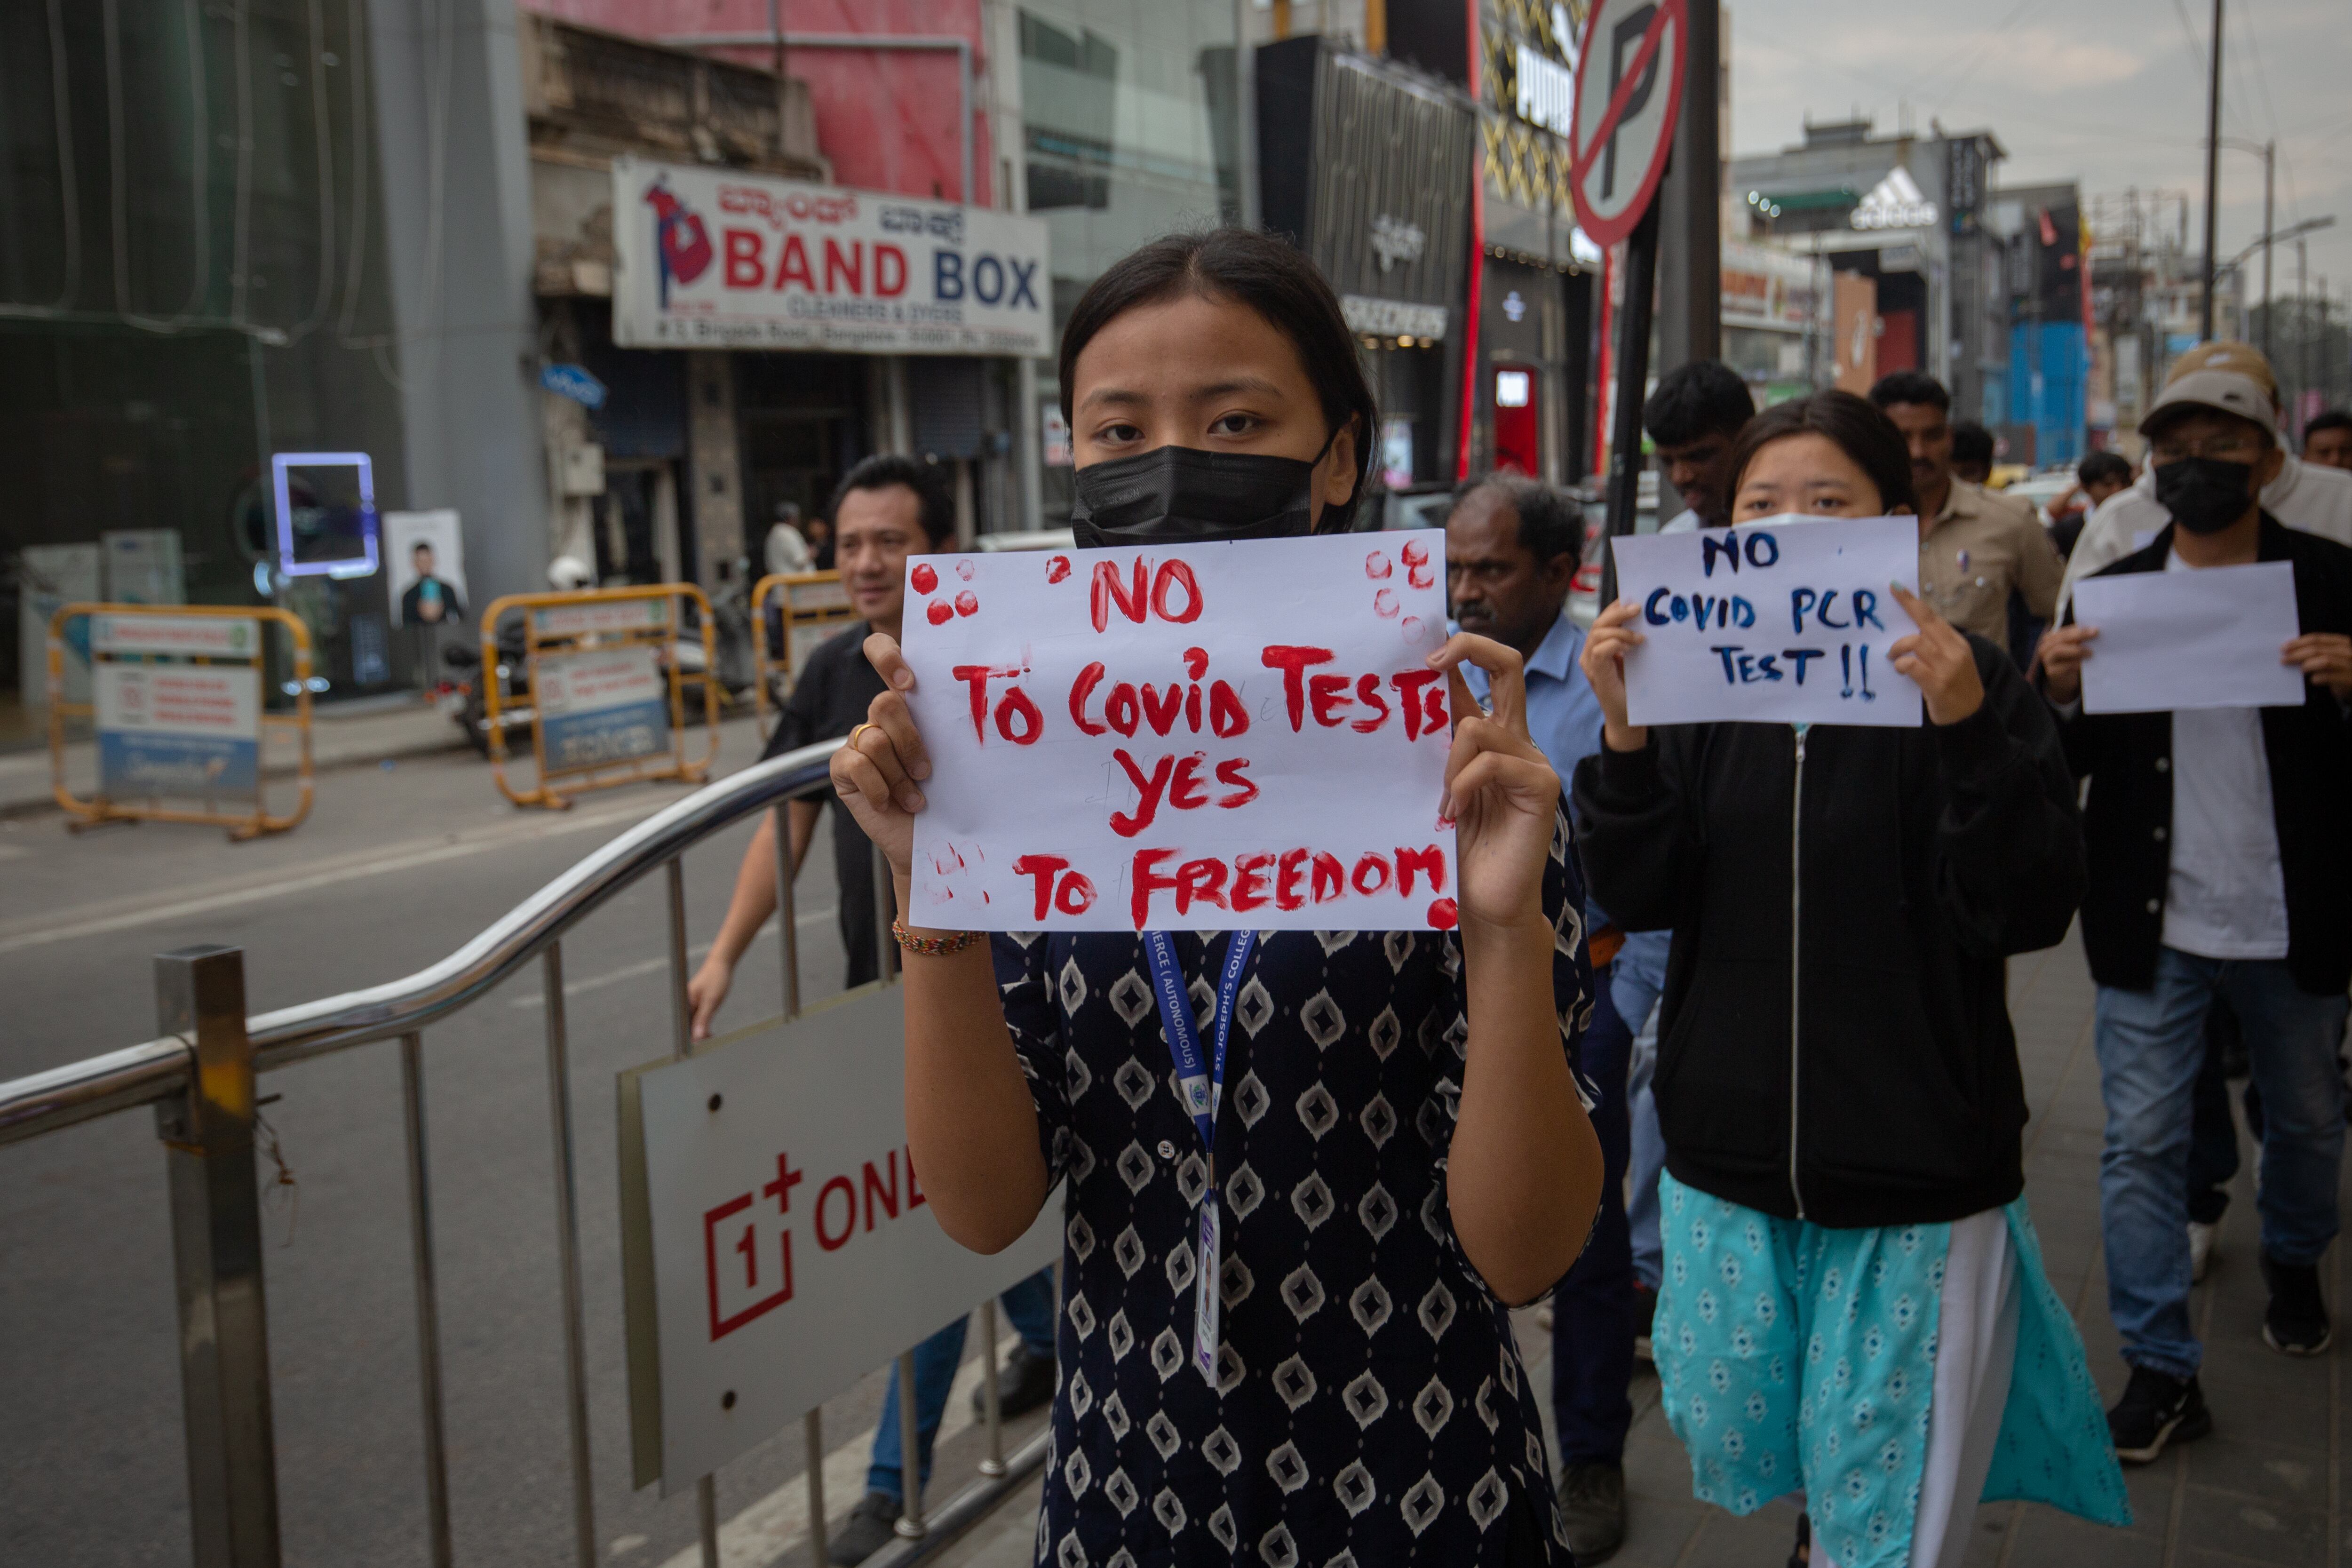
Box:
[2060,343,2352,613]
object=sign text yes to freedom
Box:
[903,533,1459,931]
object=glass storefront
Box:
[1017,1,1245,524]
[1,0,405,743]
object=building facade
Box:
[1,0,545,733]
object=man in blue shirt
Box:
[1451,474,1666,1560]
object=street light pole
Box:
[2260,140,2274,356]
[2199,0,2223,340]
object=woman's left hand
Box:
[1428,633,1560,935]
[1887,583,1986,726]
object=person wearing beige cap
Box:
[2059,342,2352,608]
[2036,358,2352,1466]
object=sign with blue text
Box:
[1608,516,1923,727]
[537,645,670,774]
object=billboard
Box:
[612,157,1050,357]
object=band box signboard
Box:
[612,156,1050,357]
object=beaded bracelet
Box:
[890,919,983,958]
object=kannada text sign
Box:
[612,157,1050,356]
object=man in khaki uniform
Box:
[1870,371,2064,650]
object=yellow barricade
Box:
[48,603,315,840]
[750,571,860,740]
[480,584,721,810]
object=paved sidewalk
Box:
[924,931,2345,1568]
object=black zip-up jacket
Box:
[2055,517,2352,996]
[1571,639,2083,1228]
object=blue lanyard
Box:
[1142,929,1257,1163]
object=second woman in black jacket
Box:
[1571,391,2127,1568]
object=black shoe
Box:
[827,1491,903,1565]
[1557,1462,1625,1562]
[1788,1511,1811,1568]
[1632,1283,1657,1363]
[2106,1364,2211,1464]
[2262,1252,2334,1354]
[971,1341,1056,1419]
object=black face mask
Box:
[1069,435,1341,549]
[2154,455,2258,535]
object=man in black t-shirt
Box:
[689,455,952,1005]
[685,456,1059,1561]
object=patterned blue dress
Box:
[1652,1173,2131,1568]
[993,815,1593,1566]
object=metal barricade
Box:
[750,571,858,740]
[479,584,722,810]
[46,603,315,840]
[0,741,1048,1568]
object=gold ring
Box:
[847,723,874,748]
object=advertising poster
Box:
[537,644,670,772]
[625,985,1059,1490]
[612,156,1050,356]
[383,510,469,628]
[95,661,261,801]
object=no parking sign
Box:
[1569,0,1688,247]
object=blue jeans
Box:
[2095,949,2348,1378]
[1552,968,1633,1465]
[868,1267,1057,1500]
[1613,932,1670,1293]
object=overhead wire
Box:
[1922,0,2052,120]
[336,0,384,349]
[277,0,342,345]
[230,0,254,325]
[104,0,214,333]
[0,0,83,318]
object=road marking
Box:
[655,1331,1017,1568]
[508,910,838,1008]
[0,799,668,957]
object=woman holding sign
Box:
[818,230,1609,1561]
[1575,392,2127,1568]
[828,229,1603,1564]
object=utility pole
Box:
[2298,236,2310,440]
[1656,0,1723,371]
[2259,140,2274,356]
[2199,0,2223,340]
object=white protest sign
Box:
[1609,515,1923,727]
[624,984,1060,1490]
[902,533,1458,932]
[2073,560,2304,714]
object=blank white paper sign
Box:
[2073,560,2304,713]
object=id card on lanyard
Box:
[1143,928,1256,1384]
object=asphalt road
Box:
[0,721,1031,1567]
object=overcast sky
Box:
[1727,0,2351,316]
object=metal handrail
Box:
[0,739,846,1146]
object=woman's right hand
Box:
[1579,599,1649,753]
[830,632,933,879]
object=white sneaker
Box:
[2188,1221,2218,1283]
